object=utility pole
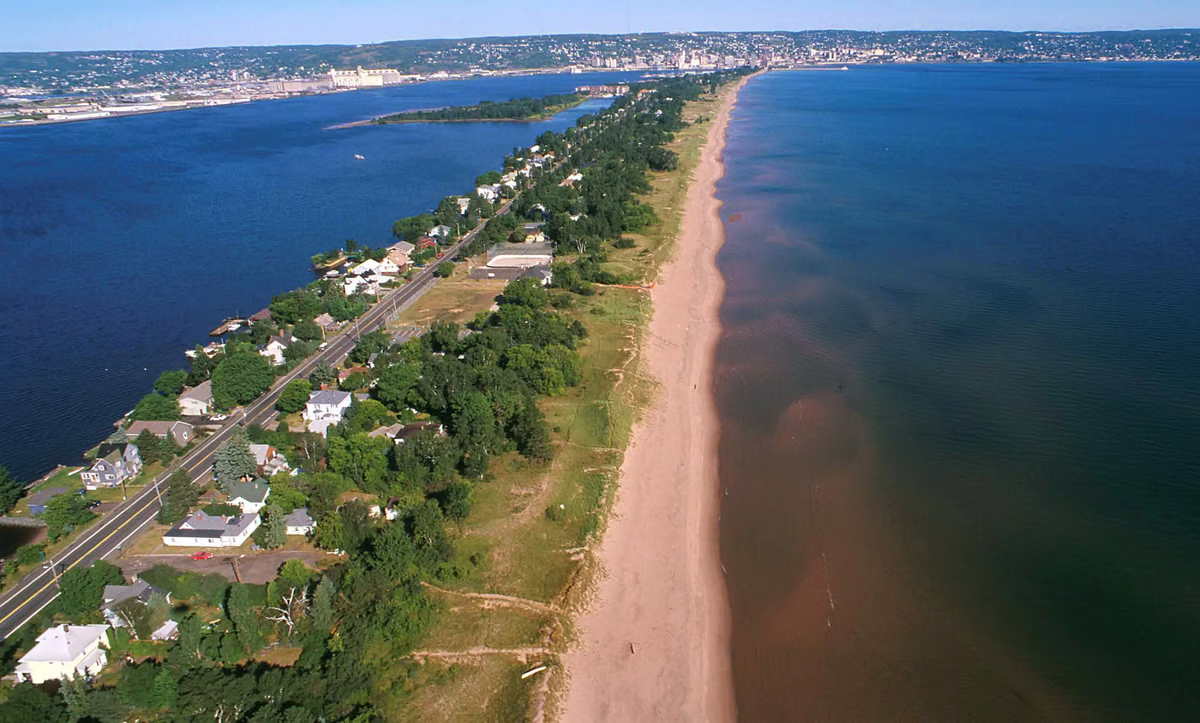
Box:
[45,561,61,587]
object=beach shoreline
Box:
[559,75,750,722]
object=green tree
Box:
[134,429,164,465]
[1,682,68,722]
[434,261,455,278]
[151,668,178,710]
[326,434,391,492]
[278,559,312,592]
[500,277,548,309]
[15,542,46,569]
[42,493,96,542]
[57,560,124,620]
[0,466,23,515]
[374,362,420,412]
[159,468,199,524]
[308,361,337,389]
[153,369,189,396]
[261,504,287,549]
[311,512,344,551]
[211,351,274,408]
[311,576,337,632]
[276,378,312,414]
[213,430,256,492]
[291,318,323,342]
[226,583,259,653]
[130,392,180,421]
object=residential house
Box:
[303,390,352,436]
[100,579,177,639]
[314,313,339,334]
[475,185,499,202]
[13,624,111,685]
[388,240,416,265]
[259,331,294,366]
[285,507,316,536]
[519,265,554,286]
[125,420,194,447]
[162,511,260,547]
[249,308,272,323]
[428,225,452,240]
[81,443,142,490]
[228,479,271,514]
[416,236,437,251]
[249,444,290,477]
[27,487,69,516]
[454,197,472,214]
[351,258,399,277]
[178,380,213,416]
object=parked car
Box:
[190,551,214,560]
[210,414,228,422]
[318,342,328,350]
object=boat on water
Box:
[354,154,365,160]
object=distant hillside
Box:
[1,29,1196,90]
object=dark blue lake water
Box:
[715,63,1200,720]
[0,71,638,482]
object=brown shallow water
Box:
[712,66,1200,721]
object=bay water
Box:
[715,63,1200,720]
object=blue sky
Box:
[2,0,1198,52]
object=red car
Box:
[190,551,214,561]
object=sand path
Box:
[560,76,751,722]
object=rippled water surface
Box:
[715,63,1200,721]
[0,71,634,481]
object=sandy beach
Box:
[560,76,750,722]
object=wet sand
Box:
[559,77,751,722]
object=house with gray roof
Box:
[304,390,352,437]
[178,380,213,416]
[162,511,260,547]
[13,624,110,684]
[285,507,316,536]
[81,443,141,490]
[125,420,194,447]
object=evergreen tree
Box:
[213,430,256,492]
[311,576,337,633]
[261,504,287,549]
[159,468,199,524]
[151,669,177,709]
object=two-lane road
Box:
[0,209,507,640]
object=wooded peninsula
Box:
[373,92,586,124]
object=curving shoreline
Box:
[560,74,752,722]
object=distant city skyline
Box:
[2,0,1198,52]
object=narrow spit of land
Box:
[329,93,588,129]
[560,74,753,722]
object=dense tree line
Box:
[376,93,584,123]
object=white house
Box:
[428,224,452,240]
[13,624,111,684]
[304,390,353,436]
[162,511,260,547]
[249,444,290,477]
[259,332,294,366]
[475,185,499,202]
[178,380,213,416]
[455,197,472,214]
[228,479,271,514]
[285,507,316,536]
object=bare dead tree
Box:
[265,586,310,637]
